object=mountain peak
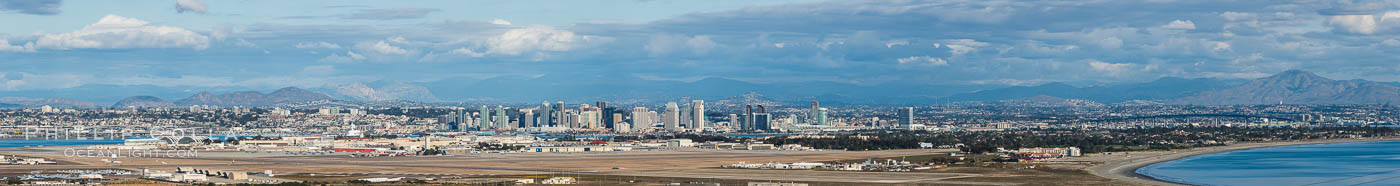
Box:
[1035,82,1075,88]
[1269,70,1325,80]
[112,95,174,108]
[174,87,333,107]
[272,87,310,93]
[1173,69,1400,105]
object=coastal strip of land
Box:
[1082,137,1400,186]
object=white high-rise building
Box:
[728,114,739,130]
[495,106,509,130]
[664,102,680,132]
[630,107,650,132]
[539,102,552,127]
[647,111,659,129]
[692,100,705,131]
[579,104,600,129]
[808,101,820,124]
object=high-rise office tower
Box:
[728,114,740,130]
[630,107,649,132]
[539,102,553,127]
[664,102,680,132]
[754,113,771,131]
[598,101,614,129]
[495,106,508,129]
[521,109,535,128]
[692,100,705,131]
[897,107,915,129]
[579,104,598,129]
[647,111,659,129]
[466,116,477,130]
[480,105,492,129]
[809,101,820,124]
[611,113,623,130]
[679,105,691,128]
[567,111,580,128]
[755,105,771,131]
[817,108,829,125]
[744,105,754,130]
[555,101,566,127]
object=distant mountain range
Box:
[112,87,334,108]
[1171,70,1400,105]
[2,70,1398,108]
[315,81,439,102]
[947,77,1247,103]
[111,96,176,108]
[417,74,994,105]
[0,97,97,108]
[171,87,334,107]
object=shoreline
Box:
[1084,137,1400,185]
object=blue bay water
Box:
[1137,140,1400,186]
[0,138,127,147]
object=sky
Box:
[3,0,1400,92]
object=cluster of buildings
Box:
[1,155,54,165]
[437,100,781,133]
[724,158,940,172]
[1003,147,1083,161]
[430,100,871,134]
[6,169,132,184]
[138,168,286,184]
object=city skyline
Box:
[4,0,1400,95]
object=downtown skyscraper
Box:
[664,102,680,132]
[692,100,705,131]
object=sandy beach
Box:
[1081,137,1400,186]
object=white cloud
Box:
[1330,14,1377,34]
[109,75,233,87]
[318,51,366,63]
[1221,12,1256,21]
[1325,11,1400,34]
[233,38,257,48]
[1088,60,1137,76]
[359,40,410,55]
[896,56,948,66]
[0,72,87,91]
[491,18,513,25]
[1162,20,1196,30]
[644,34,718,56]
[945,45,975,56]
[884,40,909,48]
[35,14,210,50]
[0,39,36,52]
[1097,37,1123,49]
[295,41,342,49]
[449,47,485,57]
[1383,39,1400,47]
[347,51,365,60]
[938,39,989,56]
[1208,41,1231,51]
[486,25,600,56]
[175,0,207,14]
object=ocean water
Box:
[1137,140,1400,185]
[0,138,126,147]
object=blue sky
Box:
[2,0,1400,91]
